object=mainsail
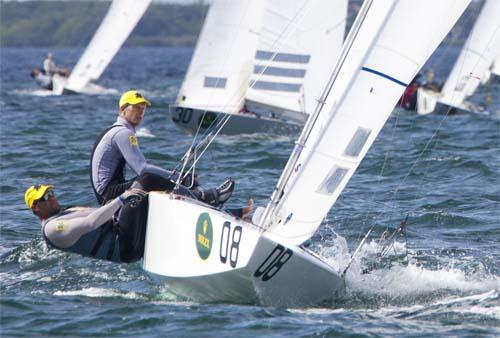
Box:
[438,0,500,106]
[245,0,348,115]
[175,0,265,114]
[261,0,471,245]
[64,0,151,93]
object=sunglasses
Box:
[38,190,55,202]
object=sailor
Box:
[25,184,253,263]
[399,72,423,111]
[25,184,149,263]
[43,53,57,76]
[42,53,69,77]
[30,68,53,90]
[90,90,234,206]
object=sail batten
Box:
[245,0,348,114]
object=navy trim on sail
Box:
[361,67,407,87]
[256,50,310,64]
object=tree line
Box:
[0,1,208,47]
[0,0,480,48]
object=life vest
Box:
[41,196,149,263]
[399,84,418,110]
[41,209,121,262]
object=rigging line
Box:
[388,109,452,205]
[384,7,500,212]
[180,110,208,185]
[373,7,499,226]
[355,108,402,246]
[172,1,257,176]
[173,111,225,176]
[341,6,484,247]
[429,3,476,82]
[182,113,233,177]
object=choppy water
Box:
[1,47,499,337]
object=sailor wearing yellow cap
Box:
[25,184,147,263]
[25,184,253,263]
[90,90,235,207]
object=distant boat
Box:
[415,0,500,115]
[35,0,151,95]
[171,0,348,135]
[480,50,500,84]
[491,52,500,77]
[142,0,470,307]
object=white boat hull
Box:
[50,74,117,96]
[170,105,304,135]
[142,192,344,307]
[416,87,485,115]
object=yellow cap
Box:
[119,90,151,108]
[25,184,53,208]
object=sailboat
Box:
[171,0,348,135]
[416,0,500,115]
[50,0,151,95]
[143,0,470,307]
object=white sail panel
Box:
[65,0,151,92]
[245,0,347,114]
[265,0,470,245]
[176,0,265,114]
[439,0,500,105]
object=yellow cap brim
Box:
[26,185,53,208]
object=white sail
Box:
[245,0,348,114]
[64,0,151,92]
[176,0,265,114]
[263,0,471,245]
[439,0,500,106]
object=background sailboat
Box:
[416,0,500,115]
[143,0,470,307]
[171,0,347,135]
[491,52,500,77]
[51,0,151,95]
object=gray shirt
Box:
[43,198,122,248]
[91,116,172,194]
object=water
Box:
[1,47,499,337]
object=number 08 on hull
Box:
[142,192,344,307]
